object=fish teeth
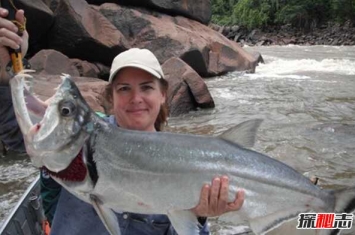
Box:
[60,73,71,81]
[20,69,36,74]
[54,84,61,91]
[14,69,35,80]
[14,69,36,79]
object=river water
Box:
[1,45,355,233]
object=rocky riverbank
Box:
[11,0,262,116]
[211,22,355,46]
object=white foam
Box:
[244,73,310,80]
[254,58,355,76]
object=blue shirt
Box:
[51,189,209,235]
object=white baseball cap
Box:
[108,48,165,83]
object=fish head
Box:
[11,73,95,173]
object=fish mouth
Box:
[10,72,75,141]
[11,73,93,173]
[29,123,42,136]
[10,73,79,165]
[10,72,46,136]
[9,72,49,165]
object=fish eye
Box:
[59,101,76,117]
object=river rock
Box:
[32,75,107,112]
[48,0,130,66]
[42,0,59,12]
[231,25,240,33]
[30,48,111,79]
[209,23,221,32]
[93,63,111,80]
[70,59,99,78]
[248,29,263,42]
[250,51,264,64]
[99,3,258,76]
[213,22,355,46]
[162,57,214,116]
[86,0,211,24]
[71,59,111,80]
[29,49,80,76]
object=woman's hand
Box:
[191,175,244,217]
[0,7,29,84]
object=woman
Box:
[0,8,244,235]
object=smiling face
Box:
[112,67,166,132]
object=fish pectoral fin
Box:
[219,119,262,148]
[167,209,200,235]
[249,206,310,235]
[90,194,121,235]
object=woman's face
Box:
[112,67,166,132]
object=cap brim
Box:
[109,64,162,83]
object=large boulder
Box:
[70,59,110,79]
[99,3,258,77]
[86,0,211,24]
[29,49,80,76]
[11,0,54,57]
[162,57,214,116]
[30,48,111,79]
[42,0,60,12]
[48,0,130,66]
[32,75,107,112]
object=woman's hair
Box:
[103,77,169,132]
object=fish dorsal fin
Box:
[219,119,263,148]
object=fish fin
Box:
[219,119,263,148]
[61,73,71,81]
[90,194,121,235]
[249,207,310,235]
[167,209,199,235]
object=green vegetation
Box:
[211,0,355,29]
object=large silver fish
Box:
[10,73,355,235]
